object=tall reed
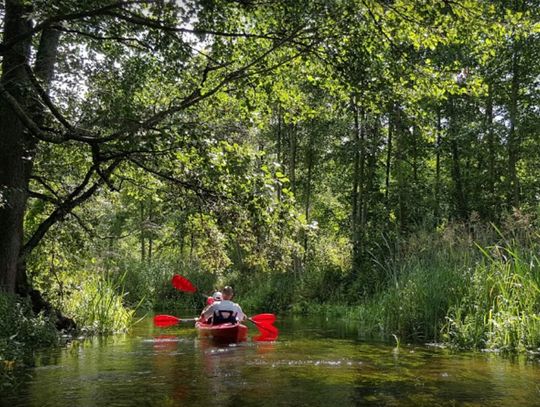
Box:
[62,273,135,334]
[444,243,540,352]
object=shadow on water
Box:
[2,315,540,406]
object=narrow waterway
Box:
[2,315,539,406]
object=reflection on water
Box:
[1,315,539,406]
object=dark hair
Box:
[222,286,234,296]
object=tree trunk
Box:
[148,201,153,263]
[140,201,146,262]
[507,44,521,208]
[288,124,297,193]
[0,1,34,293]
[394,107,407,232]
[434,108,442,224]
[486,82,495,198]
[351,100,366,266]
[385,105,393,206]
[303,131,314,257]
[451,139,468,220]
[1,1,61,294]
[276,105,283,200]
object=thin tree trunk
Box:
[385,106,393,205]
[189,231,195,260]
[148,200,153,263]
[451,139,468,220]
[140,201,146,262]
[412,125,419,183]
[486,82,495,198]
[351,100,366,265]
[507,44,520,208]
[276,106,283,200]
[434,109,442,224]
[394,107,407,232]
[289,124,297,193]
[303,132,314,257]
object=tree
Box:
[0,0,316,295]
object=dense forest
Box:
[1,0,540,376]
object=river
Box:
[2,315,539,406]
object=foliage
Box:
[0,293,58,389]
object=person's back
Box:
[202,286,245,324]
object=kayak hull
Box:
[195,321,248,343]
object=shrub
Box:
[0,293,58,389]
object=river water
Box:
[2,315,540,406]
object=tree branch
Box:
[0,1,158,54]
[19,159,123,262]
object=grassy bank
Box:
[230,224,540,354]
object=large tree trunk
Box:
[0,1,34,294]
[0,2,61,294]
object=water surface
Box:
[2,315,539,406]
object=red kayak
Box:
[195,321,248,343]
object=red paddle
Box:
[250,313,276,324]
[172,274,215,304]
[171,275,197,293]
[169,275,279,340]
[153,314,197,327]
[248,318,278,341]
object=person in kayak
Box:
[200,291,222,323]
[200,286,245,325]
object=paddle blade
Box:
[253,323,279,342]
[249,318,279,341]
[154,314,180,327]
[250,313,276,324]
[171,275,197,293]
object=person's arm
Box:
[200,304,215,321]
[235,304,246,321]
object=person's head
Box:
[222,286,234,300]
[212,291,223,301]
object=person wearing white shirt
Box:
[201,286,246,324]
